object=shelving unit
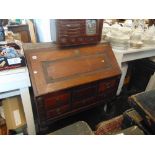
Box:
[0,67,36,134]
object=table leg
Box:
[20,87,36,135]
[146,72,155,91]
[116,63,128,95]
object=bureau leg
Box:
[20,87,36,135]
[145,72,155,91]
[37,123,49,135]
[116,63,128,95]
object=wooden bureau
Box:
[24,43,121,133]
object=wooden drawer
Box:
[59,37,85,45]
[58,25,85,33]
[69,37,77,44]
[73,97,97,108]
[84,36,98,43]
[77,37,85,43]
[43,92,70,110]
[59,37,68,44]
[58,32,84,37]
[58,19,84,23]
[58,28,85,38]
[57,20,85,28]
[58,26,85,32]
[99,78,117,94]
[98,89,117,101]
[72,83,97,102]
[46,104,70,119]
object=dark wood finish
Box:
[44,91,70,109]
[129,90,155,134]
[52,19,103,46]
[129,90,155,122]
[7,24,31,43]
[24,43,121,133]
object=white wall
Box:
[34,19,52,42]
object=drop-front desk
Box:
[24,42,121,133]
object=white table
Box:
[0,67,36,134]
[113,46,155,95]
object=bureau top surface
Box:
[24,43,121,97]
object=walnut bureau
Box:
[24,43,121,133]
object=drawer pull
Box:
[32,55,37,60]
[106,83,111,88]
[66,24,71,27]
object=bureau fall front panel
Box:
[25,43,120,97]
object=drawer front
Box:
[84,36,99,43]
[99,78,118,94]
[77,37,85,43]
[58,29,85,36]
[57,20,85,29]
[58,19,85,23]
[44,92,70,110]
[59,37,85,46]
[98,88,117,101]
[58,26,85,33]
[72,83,98,102]
[73,97,97,109]
[46,104,70,119]
[59,37,68,44]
